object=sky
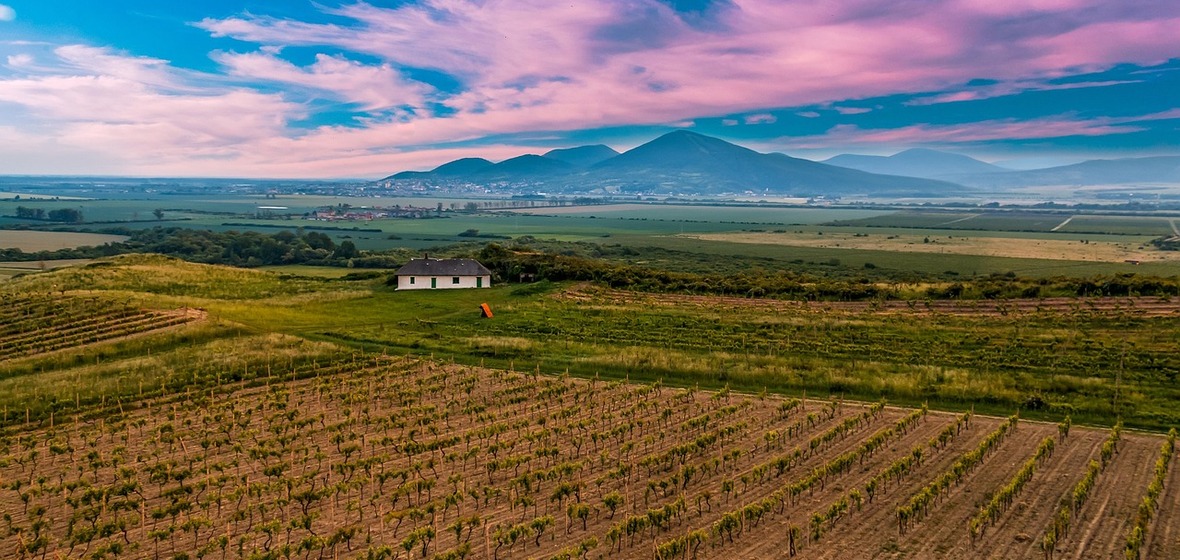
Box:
[0,0,1178,178]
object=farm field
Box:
[0,230,127,252]
[506,203,890,224]
[827,210,1180,236]
[0,256,1177,559]
[5,192,1180,277]
[0,334,1175,558]
[0,323,1175,559]
[682,230,1180,264]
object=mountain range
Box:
[383,131,1180,196]
[384,131,963,197]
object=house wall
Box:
[396,275,491,290]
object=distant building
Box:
[394,258,492,290]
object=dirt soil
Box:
[0,356,1173,560]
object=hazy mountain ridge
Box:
[825,149,1180,188]
[947,156,1180,188]
[825,148,1007,178]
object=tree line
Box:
[0,227,402,268]
[13,206,83,223]
[475,242,1180,301]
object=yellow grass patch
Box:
[0,230,126,251]
[682,231,1180,263]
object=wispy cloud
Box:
[744,113,777,124]
[773,115,1147,150]
[905,78,1144,106]
[5,53,32,67]
[0,4,15,22]
[833,106,871,115]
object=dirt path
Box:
[1051,216,1075,232]
[1143,439,1180,558]
[890,422,1049,559]
[938,214,980,226]
[793,413,1002,560]
[1060,433,1160,560]
[977,430,1104,559]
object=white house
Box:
[394,258,492,290]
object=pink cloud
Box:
[744,113,777,124]
[0,46,303,173]
[5,53,31,67]
[214,51,429,110]
[773,116,1146,150]
[833,106,872,115]
[0,0,1178,176]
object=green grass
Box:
[257,264,367,278]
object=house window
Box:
[409,277,415,285]
[452,276,461,284]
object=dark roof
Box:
[395,258,492,276]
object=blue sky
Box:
[0,0,1178,177]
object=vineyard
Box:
[0,294,201,361]
[1,349,1177,559]
[0,258,1177,559]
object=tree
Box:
[47,208,83,223]
[333,240,358,259]
[153,209,165,220]
[15,206,45,220]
